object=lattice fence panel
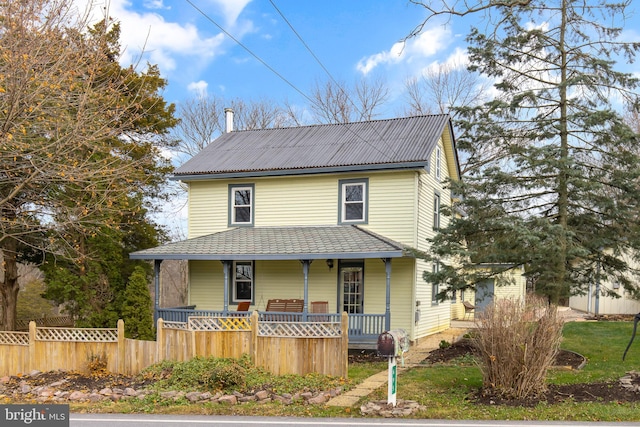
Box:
[163,321,188,330]
[36,327,118,342]
[0,331,29,345]
[258,322,341,338]
[188,316,251,331]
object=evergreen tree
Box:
[0,0,176,329]
[412,0,640,302]
[122,266,155,340]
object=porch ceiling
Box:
[130,225,409,261]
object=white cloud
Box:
[109,1,224,71]
[187,80,209,94]
[357,26,452,75]
[211,0,253,26]
[143,0,166,10]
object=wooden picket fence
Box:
[0,311,349,378]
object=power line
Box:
[185,0,315,107]
[186,0,400,159]
[268,0,399,157]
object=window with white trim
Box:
[431,261,440,305]
[232,261,253,302]
[339,179,368,224]
[229,185,253,225]
[435,146,441,180]
[433,193,440,230]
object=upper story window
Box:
[229,184,254,226]
[338,179,368,224]
[435,146,442,180]
[433,192,440,230]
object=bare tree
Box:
[403,60,494,174]
[307,76,389,124]
[0,0,176,329]
[173,94,225,159]
[173,95,289,161]
[403,60,489,117]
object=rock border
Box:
[0,370,343,406]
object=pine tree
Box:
[412,0,640,302]
[122,266,155,340]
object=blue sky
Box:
[86,0,640,237]
[91,0,469,116]
[93,0,640,117]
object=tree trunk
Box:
[0,238,20,331]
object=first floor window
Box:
[233,261,253,302]
[431,261,440,305]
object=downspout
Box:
[154,259,162,323]
[222,260,230,314]
[384,258,391,331]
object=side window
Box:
[338,179,368,224]
[435,146,441,180]
[232,261,254,303]
[433,192,440,230]
[431,261,440,305]
[229,184,254,226]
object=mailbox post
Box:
[377,329,409,406]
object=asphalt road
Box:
[69,414,640,427]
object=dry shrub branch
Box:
[473,296,563,399]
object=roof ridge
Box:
[228,114,450,133]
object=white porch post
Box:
[384,258,391,331]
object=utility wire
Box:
[185,0,315,107]
[268,0,399,158]
[186,0,400,159]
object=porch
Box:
[156,307,386,348]
[130,226,411,349]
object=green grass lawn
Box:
[379,321,640,421]
[75,321,640,420]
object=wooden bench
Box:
[264,298,304,321]
[266,298,304,312]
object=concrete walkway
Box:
[326,325,472,407]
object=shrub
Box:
[473,296,563,399]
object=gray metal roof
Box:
[174,115,454,178]
[130,226,409,261]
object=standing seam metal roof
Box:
[174,115,452,176]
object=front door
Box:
[475,279,495,313]
[341,264,364,314]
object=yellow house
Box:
[132,113,461,347]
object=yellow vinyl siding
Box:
[189,261,223,309]
[185,171,418,243]
[187,181,228,238]
[365,171,417,246]
[189,260,340,312]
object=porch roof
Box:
[130,225,409,261]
